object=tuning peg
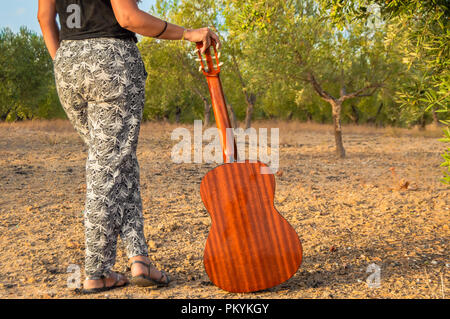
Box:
[215,43,220,51]
[217,52,221,59]
[193,48,199,54]
[218,62,224,67]
[195,58,202,62]
[198,65,203,72]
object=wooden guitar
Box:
[196,41,302,293]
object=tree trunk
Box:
[288,111,294,121]
[203,98,211,127]
[226,102,238,129]
[331,101,346,158]
[419,114,426,130]
[305,110,313,122]
[244,103,253,129]
[350,104,360,124]
[375,103,383,127]
[244,93,256,129]
[367,103,383,126]
[175,107,181,123]
[432,107,440,126]
[305,70,380,159]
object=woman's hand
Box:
[184,28,221,54]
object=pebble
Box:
[2,283,16,289]
[148,240,158,250]
[202,219,210,226]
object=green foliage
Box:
[139,37,198,121]
[1,1,448,182]
[0,27,63,121]
[138,0,254,123]
[316,0,449,182]
[137,0,447,132]
[229,0,398,124]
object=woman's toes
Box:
[109,272,128,286]
[84,272,128,289]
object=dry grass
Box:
[0,120,448,299]
[0,119,444,137]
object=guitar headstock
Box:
[195,39,222,76]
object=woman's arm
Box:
[37,0,60,60]
[110,0,220,53]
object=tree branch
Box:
[339,83,382,102]
[306,71,336,103]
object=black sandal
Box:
[130,260,171,287]
[81,272,128,294]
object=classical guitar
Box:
[196,41,302,293]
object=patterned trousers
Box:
[54,38,149,279]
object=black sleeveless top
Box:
[56,0,137,42]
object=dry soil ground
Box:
[0,120,448,299]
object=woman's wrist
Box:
[182,28,192,41]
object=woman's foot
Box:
[130,255,170,286]
[83,272,128,291]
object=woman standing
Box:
[37,0,220,294]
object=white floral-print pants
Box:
[54,38,149,279]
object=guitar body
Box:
[200,161,302,293]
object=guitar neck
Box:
[206,75,237,163]
[197,42,237,163]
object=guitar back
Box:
[200,161,302,293]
